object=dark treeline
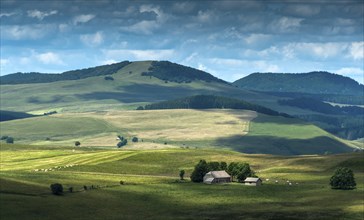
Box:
[0,61,130,84]
[141,95,290,117]
[141,61,227,84]
[278,97,364,115]
[297,114,364,140]
[258,91,364,105]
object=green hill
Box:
[233,72,364,105]
[0,61,265,113]
[0,61,131,84]
[233,71,363,95]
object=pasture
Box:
[0,143,363,220]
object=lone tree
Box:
[132,137,138,142]
[330,167,356,190]
[190,160,209,182]
[179,170,185,180]
[117,139,128,148]
[50,183,63,195]
[75,141,81,147]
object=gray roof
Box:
[244,177,261,182]
[206,171,231,178]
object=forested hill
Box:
[0,61,131,84]
[141,95,290,117]
[233,71,363,96]
[141,61,227,84]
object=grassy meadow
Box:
[0,109,355,155]
[0,143,363,220]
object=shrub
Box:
[120,180,124,185]
[68,187,73,193]
[1,135,8,140]
[104,76,114,81]
[6,137,14,144]
[75,141,81,147]
[330,167,356,190]
[132,137,138,142]
[136,106,144,110]
[50,183,63,195]
[179,170,185,180]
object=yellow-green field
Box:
[0,109,355,155]
[0,143,363,220]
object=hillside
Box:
[0,61,131,84]
[0,109,355,155]
[1,143,363,220]
[233,72,364,105]
[233,71,363,95]
[142,95,289,117]
[0,61,266,113]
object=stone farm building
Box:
[203,171,231,184]
[244,177,262,186]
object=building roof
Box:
[206,171,231,178]
[244,177,261,182]
[204,178,214,183]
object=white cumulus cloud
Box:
[73,14,96,25]
[27,10,57,20]
[348,42,364,60]
[36,52,64,65]
[80,31,104,46]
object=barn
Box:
[244,177,262,186]
[203,171,231,184]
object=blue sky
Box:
[1,0,363,83]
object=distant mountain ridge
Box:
[233,71,363,96]
[0,61,227,85]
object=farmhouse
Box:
[203,171,231,184]
[244,177,262,186]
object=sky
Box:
[1,0,363,83]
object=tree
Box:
[207,161,220,171]
[50,183,63,195]
[136,106,144,110]
[190,160,209,182]
[227,162,239,181]
[1,135,8,140]
[179,170,185,180]
[219,162,227,171]
[6,137,14,144]
[132,137,138,142]
[330,167,356,190]
[236,163,255,182]
[75,141,81,147]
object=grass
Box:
[0,143,363,220]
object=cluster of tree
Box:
[117,136,127,148]
[1,136,14,144]
[141,95,290,117]
[0,61,130,84]
[141,61,227,84]
[104,76,114,81]
[190,160,256,183]
[297,114,364,140]
[233,71,363,97]
[0,110,35,122]
[330,167,356,190]
[278,97,363,115]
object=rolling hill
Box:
[233,71,363,96]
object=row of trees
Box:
[190,160,256,183]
